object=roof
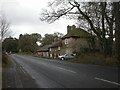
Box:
[49,40,62,48]
[62,27,94,39]
[37,45,52,52]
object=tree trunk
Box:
[101,2,108,57]
[114,2,120,62]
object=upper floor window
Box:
[65,39,68,44]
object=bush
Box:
[2,53,9,64]
[68,53,119,67]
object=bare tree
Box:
[0,15,11,41]
[40,1,117,57]
[113,2,120,61]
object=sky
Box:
[0,0,75,38]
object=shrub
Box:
[2,52,9,64]
[68,53,119,67]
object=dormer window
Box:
[65,39,68,44]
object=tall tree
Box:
[18,33,42,53]
[40,1,116,57]
[113,2,120,61]
[2,37,18,52]
[41,32,63,46]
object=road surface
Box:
[10,54,120,88]
[2,55,38,88]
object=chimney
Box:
[67,25,71,34]
[71,25,76,30]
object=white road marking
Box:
[95,77,120,86]
[20,66,26,74]
[57,67,76,73]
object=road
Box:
[10,54,120,88]
[2,55,38,88]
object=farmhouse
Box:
[37,25,99,58]
[49,40,62,58]
[60,25,96,55]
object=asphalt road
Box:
[2,55,38,88]
[10,54,120,88]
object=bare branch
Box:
[0,15,11,41]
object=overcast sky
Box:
[0,0,75,38]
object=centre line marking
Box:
[94,77,120,86]
[57,67,76,73]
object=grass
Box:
[2,53,12,88]
[14,52,35,56]
[15,52,119,67]
[16,52,58,60]
[2,53,11,68]
[67,53,119,67]
[34,56,58,60]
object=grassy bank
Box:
[2,53,11,88]
[2,53,10,68]
[68,53,119,67]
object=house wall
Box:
[49,47,61,58]
[61,37,92,54]
[37,51,49,57]
[37,52,43,56]
[43,52,49,57]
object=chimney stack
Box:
[67,25,76,34]
[67,25,71,34]
[71,25,76,30]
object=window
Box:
[50,48,51,51]
[58,47,60,50]
[50,54,52,57]
[65,39,68,44]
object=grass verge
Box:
[67,53,119,67]
[2,53,11,88]
[15,52,119,67]
[16,52,58,60]
[2,53,11,68]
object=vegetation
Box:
[1,1,120,67]
[40,1,120,61]
[16,52,58,60]
[34,56,58,60]
[16,52,37,56]
[68,53,119,67]
[18,33,41,53]
[2,53,8,64]
[41,32,64,46]
[2,52,11,68]
[2,31,63,54]
[15,52,118,67]
[2,37,19,53]
[0,14,12,41]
